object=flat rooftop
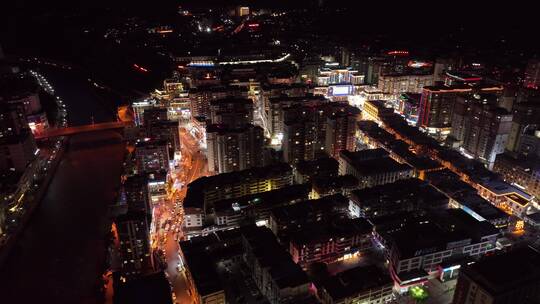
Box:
[213,184,310,214]
[348,156,412,176]
[321,265,392,301]
[290,217,372,245]
[243,226,309,289]
[296,157,339,177]
[184,162,292,208]
[461,246,540,296]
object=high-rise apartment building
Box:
[418,84,503,139]
[209,97,253,127]
[281,103,358,162]
[451,94,512,168]
[206,124,264,174]
[115,211,154,279]
[189,86,248,119]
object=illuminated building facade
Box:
[115,211,154,279]
[206,124,264,174]
[493,153,540,199]
[450,95,512,168]
[132,99,157,126]
[135,139,170,173]
[475,179,534,217]
[236,6,250,17]
[418,84,504,139]
[377,74,434,99]
[189,86,248,119]
[146,120,181,161]
[362,100,394,123]
[524,59,540,89]
[397,93,421,124]
[182,163,293,237]
[0,100,37,172]
[266,94,327,142]
[208,97,253,127]
[289,217,373,269]
[317,64,364,86]
[377,209,498,292]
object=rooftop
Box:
[321,265,392,301]
[461,246,540,296]
[358,157,412,175]
[243,226,309,289]
[184,162,292,208]
[295,157,339,177]
[312,175,358,194]
[290,217,372,245]
[350,178,447,211]
[271,194,349,226]
[213,184,310,214]
[339,148,389,163]
[386,209,499,259]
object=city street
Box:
[148,124,209,303]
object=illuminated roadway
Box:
[150,126,208,304]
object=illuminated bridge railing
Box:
[34,121,128,139]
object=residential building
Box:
[450,94,513,168]
[338,150,414,189]
[135,139,170,173]
[452,246,540,304]
[293,157,339,184]
[377,73,434,98]
[362,100,394,123]
[318,265,394,304]
[524,59,540,89]
[289,217,373,269]
[243,226,311,304]
[348,178,448,219]
[209,97,253,127]
[115,211,154,279]
[418,84,503,139]
[378,209,499,292]
[189,85,248,119]
[206,124,264,174]
[493,153,540,199]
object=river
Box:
[0,67,127,303]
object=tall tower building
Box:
[206,124,264,174]
[115,211,154,279]
[325,106,358,158]
[418,84,503,139]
